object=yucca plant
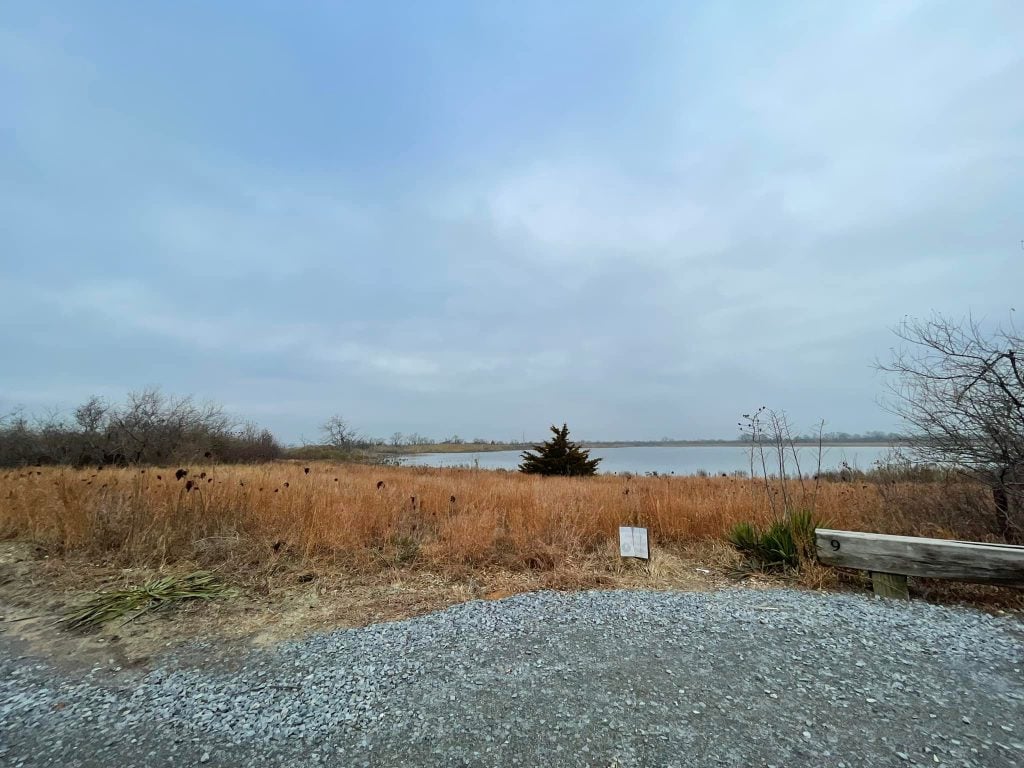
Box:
[759,520,799,568]
[61,571,236,631]
[788,508,823,563]
[728,510,825,570]
[727,521,762,559]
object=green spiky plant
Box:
[727,510,824,570]
[759,520,799,568]
[726,521,762,560]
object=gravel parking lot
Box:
[2,588,1022,767]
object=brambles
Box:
[0,389,283,467]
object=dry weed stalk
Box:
[0,462,971,579]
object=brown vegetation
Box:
[1,462,1020,662]
[0,389,282,468]
[0,462,1001,577]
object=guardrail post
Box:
[869,572,909,600]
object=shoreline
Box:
[383,440,906,455]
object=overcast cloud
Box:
[1,1,1022,442]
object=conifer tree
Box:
[518,423,601,476]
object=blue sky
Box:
[1,1,1022,442]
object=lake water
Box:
[401,444,894,476]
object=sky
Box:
[1,1,1022,443]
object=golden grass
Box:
[0,462,988,578]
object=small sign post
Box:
[619,526,649,560]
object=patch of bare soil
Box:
[0,541,734,671]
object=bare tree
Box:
[879,313,1024,540]
[74,396,108,433]
[390,431,404,447]
[321,415,361,451]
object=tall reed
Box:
[0,463,990,574]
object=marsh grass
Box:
[0,463,999,585]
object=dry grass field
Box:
[0,461,998,577]
[0,462,1019,660]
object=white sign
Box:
[619,526,649,560]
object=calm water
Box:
[401,445,893,476]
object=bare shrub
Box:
[879,314,1024,539]
[0,389,282,468]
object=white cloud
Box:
[438,162,733,259]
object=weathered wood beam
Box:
[815,528,1024,587]
[869,572,909,600]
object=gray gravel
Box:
[2,588,1022,767]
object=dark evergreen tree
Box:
[518,424,601,476]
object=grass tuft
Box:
[61,571,236,631]
[727,510,827,571]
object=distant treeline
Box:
[0,389,282,467]
[0,390,906,468]
[738,431,905,444]
[377,435,908,455]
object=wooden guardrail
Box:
[815,528,1024,599]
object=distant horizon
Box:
[362,434,907,447]
[378,436,908,455]
[1,392,905,448]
